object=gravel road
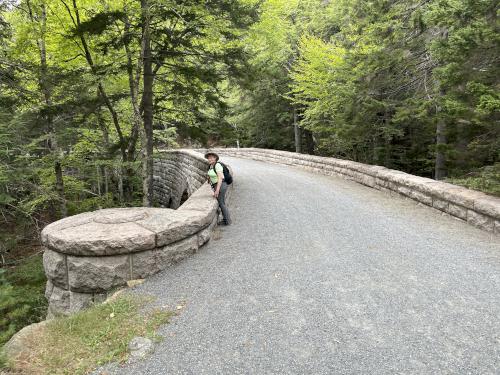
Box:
[99,156,500,374]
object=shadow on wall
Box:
[153,150,209,209]
[179,188,189,207]
[161,181,195,209]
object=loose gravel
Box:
[97,156,500,375]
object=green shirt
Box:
[208,162,223,184]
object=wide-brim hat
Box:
[204,151,219,161]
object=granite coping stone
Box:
[41,187,217,256]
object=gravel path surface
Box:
[99,156,500,374]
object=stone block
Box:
[156,236,199,268]
[437,185,484,209]
[446,203,468,220]
[137,209,211,247]
[396,184,412,197]
[69,291,94,313]
[67,254,130,293]
[47,285,70,317]
[93,292,108,304]
[43,248,68,288]
[473,197,500,219]
[197,227,211,247]
[409,190,432,206]
[432,198,448,211]
[131,249,161,279]
[467,210,494,232]
[45,279,54,300]
[43,208,157,256]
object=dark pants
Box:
[211,181,231,224]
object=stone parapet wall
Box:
[41,149,226,317]
[212,147,499,234]
[153,149,209,208]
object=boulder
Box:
[2,320,49,361]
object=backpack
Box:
[209,161,233,185]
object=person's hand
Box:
[213,190,219,198]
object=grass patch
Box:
[4,295,174,375]
[0,255,47,346]
[0,350,8,370]
[447,163,500,197]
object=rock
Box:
[137,208,212,247]
[474,197,500,218]
[197,227,211,247]
[45,279,54,300]
[128,337,154,358]
[69,291,94,313]
[178,184,219,215]
[432,198,449,211]
[67,254,130,293]
[103,289,125,304]
[2,320,49,361]
[467,210,494,231]
[47,285,70,318]
[156,236,198,268]
[131,249,161,279]
[446,203,468,220]
[41,208,157,256]
[127,279,145,288]
[93,292,108,304]
[43,248,68,288]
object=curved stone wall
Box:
[153,149,209,208]
[212,147,499,234]
[42,149,226,317]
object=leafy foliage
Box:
[231,0,499,185]
[0,255,47,346]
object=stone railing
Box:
[153,149,209,208]
[212,147,499,234]
[42,149,226,317]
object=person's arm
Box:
[214,171,224,197]
[214,164,224,197]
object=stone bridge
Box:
[41,148,500,373]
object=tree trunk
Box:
[434,29,448,181]
[117,167,124,203]
[29,0,67,218]
[293,108,301,153]
[55,161,67,217]
[435,117,447,180]
[141,0,154,207]
[303,129,315,155]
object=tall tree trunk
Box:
[303,129,315,155]
[384,136,392,168]
[435,116,447,180]
[293,108,301,153]
[141,0,154,207]
[55,161,67,217]
[29,0,67,218]
[434,29,448,181]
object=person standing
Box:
[205,151,231,225]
